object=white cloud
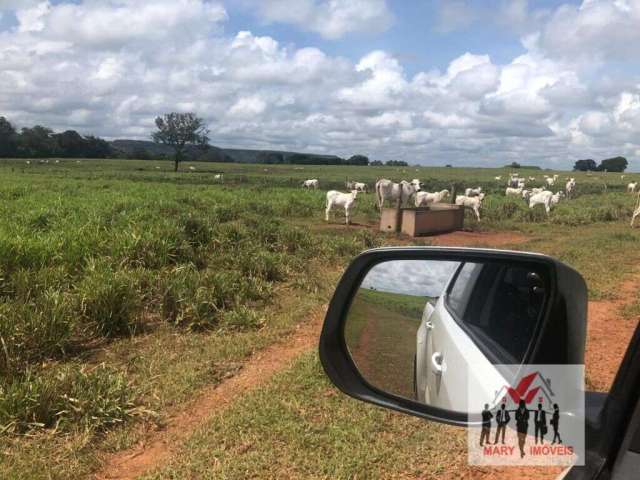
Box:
[228,95,267,118]
[0,0,639,168]
[244,0,393,39]
[536,0,640,61]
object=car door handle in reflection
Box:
[431,352,444,375]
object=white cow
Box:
[353,182,368,192]
[303,179,319,189]
[565,178,576,197]
[189,166,196,171]
[494,176,502,181]
[628,182,637,193]
[529,190,561,215]
[455,193,485,221]
[551,191,565,207]
[347,181,367,192]
[505,187,523,197]
[375,179,420,209]
[464,187,482,197]
[508,175,521,188]
[214,174,224,181]
[415,189,450,207]
[546,177,556,187]
[326,190,358,224]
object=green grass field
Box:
[345,289,430,399]
[1,158,640,479]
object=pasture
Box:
[1,158,640,479]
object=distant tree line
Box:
[503,161,542,170]
[371,159,408,166]
[0,115,375,167]
[0,117,112,158]
[254,152,370,166]
[573,156,628,172]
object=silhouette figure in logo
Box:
[550,403,562,444]
[534,403,548,444]
[494,403,510,444]
[480,403,493,446]
[515,399,530,458]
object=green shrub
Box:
[220,306,265,331]
[76,264,142,337]
[0,364,140,434]
[0,290,75,376]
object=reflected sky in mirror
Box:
[361,260,460,297]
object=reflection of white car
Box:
[414,262,547,412]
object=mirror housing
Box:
[318,247,588,426]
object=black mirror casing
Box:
[318,247,588,426]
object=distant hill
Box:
[109,139,344,165]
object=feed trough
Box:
[400,204,464,236]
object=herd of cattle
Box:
[302,173,640,226]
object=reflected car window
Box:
[455,264,548,363]
[446,262,482,318]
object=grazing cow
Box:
[326,190,358,224]
[546,177,556,187]
[415,189,449,207]
[214,174,223,180]
[375,179,420,209]
[303,179,319,189]
[189,166,196,171]
[464,187,482,197]
[628,182,637,193]
[529,190,562,215]
[505,187,523,197]
[455,193,485,221]
[494,176,502,181]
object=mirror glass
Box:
[344,259,550,414]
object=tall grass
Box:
[0,164,380,435]
[0,159,637,437]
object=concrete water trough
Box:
[380,204,464,236]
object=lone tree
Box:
[152,112,209,172]
[597,156,628,172]
[573,159,597,171]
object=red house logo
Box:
[493,371,555,406]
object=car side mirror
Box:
[319,247,588,426]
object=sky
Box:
[361,260,459,298]
[1,0,639,169]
